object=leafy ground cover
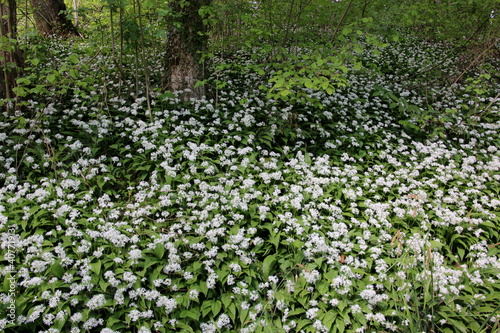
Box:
[1,37,500,333]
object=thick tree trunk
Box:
[164,0,211,100]
[0,0,21,103]
[30,0,79,37]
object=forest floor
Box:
[1,37,500,333]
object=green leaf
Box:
[201,300,213,317]
[212,300,222,316]
[342,27,352,35]
[180,309,200,321]
[239,309,249,326]
[457,247,465,260]
[279,89,292,96]
[270,232,281,250]
[337,319,345,332]
[154,243,165,259]
[46,74,57,84]
[175,322,195,333]
[50,261,65,278]
[90,262,101,275]
[16,77,31,85]
[161,91,175,99]
[337,300,346,312]
[69,69,78,78]
[304,152,312,164]
[448,319,468,333]
[316,280,329,294]
[322,312,337,331]
[221,294,232,308]
[429,240,443,250]
[198,281,208,296]
[99,279,109,292]
[296,319,311,331]
[288,308,306,316]
[17,117,26,129]
[340,311,351,325]
[262,254,277,280]
[143,259,158,270]
[304,79,314,89]
[68,54,79,64]
[13,86,27,97]
[3,272,13,292]
[228,302,237,322]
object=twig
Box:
[452,38,499,85]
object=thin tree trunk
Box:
[72,0,78,29]
[164,0,211,101]
[0,0,21,105]
[136,0,152,121]
[330,0,354,44]
[110,8,116,65]
[114,6,124,96]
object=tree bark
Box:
[164,0,211,100]
[72,0,79,29]
[0,0,21,103]
[30,0,79,37]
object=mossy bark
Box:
[30,0,79,37]
[164,0,211,101]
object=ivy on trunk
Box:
[30,0,79,37]
[164,0,211,100]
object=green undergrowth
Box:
[0,37,500,333]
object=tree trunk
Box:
[164,0,211,100]
[72,0,79,29]
[0,0,21,104]
[30,0,79,37]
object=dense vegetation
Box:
[1,0,500,332]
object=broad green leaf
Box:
[448,319,468,333]
[50,261,65,278]
[322,312,337,331]
[99,279,109,292]
[68,54,79,64]
[201,300,212,317]
[279,89,291,96]
[175,322,195,333]
[154,243,165,259]
[296,319,311,331]
[69,69,78,78]
[90,262,101,275]
[228,302,237,322]
[262,254,276,280]
[212,300,222,316]
[222,294,232,308]
[3,273,13,292]
[337,320,345,332]
[270,232,281,250]
[304,152,312,164]
[288,308,306,316]
[180,309,200,321]
[429,240,443,250]
[46,74,57,84]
